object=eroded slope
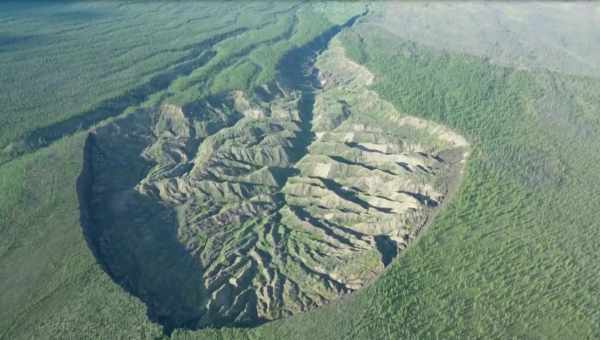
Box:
[79,35,468,330]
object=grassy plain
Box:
[1,2,600,339]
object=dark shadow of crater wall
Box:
[77,121,207,335]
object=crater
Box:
[77,13,468,333]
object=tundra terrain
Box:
[1,2,599,339]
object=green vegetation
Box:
[0,133,163,339]
[342,28,600,338]
[2,2,600,339]
[168,6,334,105]
[0,1,303,162]
[0,2,218,148]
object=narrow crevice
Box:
[374,235,398,267]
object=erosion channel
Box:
[77,12,469,333]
